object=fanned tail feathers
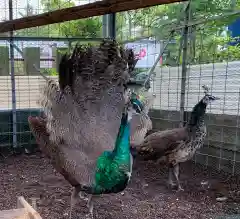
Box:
[35,40,137,186]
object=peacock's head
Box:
[201,85,220,105]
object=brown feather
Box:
[130,92,156,147]
[135,127,188,160]
[31,40,137,188]
[28,116,80,187]
[130,113,152,147]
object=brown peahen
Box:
[28,40,140,218]
[130,91,156,148]
[134,85,220,191]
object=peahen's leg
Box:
[167,166,176,188]
[173,163,184,191]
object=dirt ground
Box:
[0,153,240,219]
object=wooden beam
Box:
[0,0,187,33]
[17,196,42,219]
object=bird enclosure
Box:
[0,0,240,174]
[1,0,240,218]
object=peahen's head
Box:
[201,85,220,106]
[127,91,153,148]
[188,85,220,128]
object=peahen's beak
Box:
[213,96,220,101]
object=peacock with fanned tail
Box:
[28,40,142,219]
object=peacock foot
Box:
[79,191,89,201]
[85,213,94,219]
[176,185,184,192]
[167,181,176,189]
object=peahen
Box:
[28,40,141,218]
[130,91,155,148]
[134,85,220,191]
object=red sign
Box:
[135,48,147,60]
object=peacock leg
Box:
[130,146,137,158]
[69,187,79,219]
[173,163,184,191]
[86,195,94,219]
[128,154,133,181]
[79,191,88,201]
[167,166,176,188]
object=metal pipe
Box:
[102,15,108,37]
[9,0,17,149]
[109,13,116,39]
[179,2,190,127]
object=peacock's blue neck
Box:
[110,114,131,161]
[90,113,131,195]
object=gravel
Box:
[0,153,240,219]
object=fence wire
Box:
[115,1,240,175]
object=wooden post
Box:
[0,46,9,76]
[17,196,42,219]
[53,47,68,73]
[23,47,40,75]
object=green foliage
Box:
[40,0,102,38]
[214,37,240,62]
[147,0,240,65]
[60,18,101,38]
[47,68,58,76]
[16,0,240,65]
[15,3,53,37]
[41,68,58,76]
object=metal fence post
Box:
[103,13,116,39]
[102,15,108,38]
[9,0,17,149]
[108,13,116,39]
[179,2,190,127]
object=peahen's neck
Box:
[187,99,207,132]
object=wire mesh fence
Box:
[0,0,240,175]
[115,1,240,175]
[0,37,103,154]
[127,1,240,175]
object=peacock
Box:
[28,40,142,218]
[134,85,220,191]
